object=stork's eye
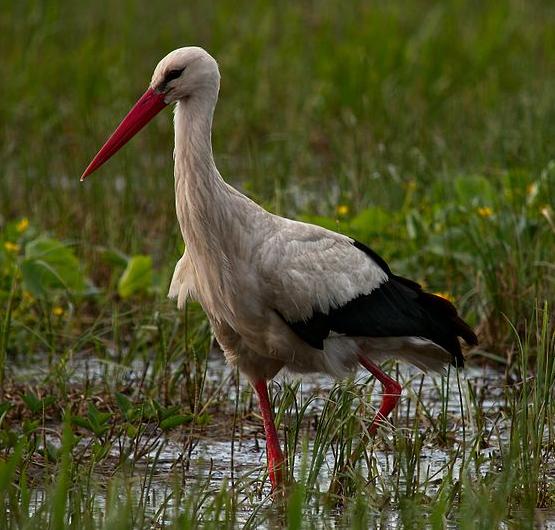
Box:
[164,68,185,82]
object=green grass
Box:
[1,0,554,527]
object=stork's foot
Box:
[252,378,287,492]
[358,355,402,434]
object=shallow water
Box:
[9,355,555,528]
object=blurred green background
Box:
[1,0,554,357]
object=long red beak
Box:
[81,88,167,180]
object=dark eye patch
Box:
[164,68,185,83]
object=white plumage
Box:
[82,46,477,491]
[161,47,458,381]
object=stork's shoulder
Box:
[256,215,389,321]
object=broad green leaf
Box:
[115,392,132,415]
[20,260,54,298]
[126,425,138,438]
[117,255,153,298]
[153,400,180,421]
[92,441,111,461]
[98,247,129,268]
[453,175,496,207]
[160,414,193,431]
[349,206,391,235]
[21,238,85,297]
[71,416,93,431]
[88,403,111,426]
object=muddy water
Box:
[10,356,555,528]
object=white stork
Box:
[82,47,477,491]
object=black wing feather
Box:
[283,240,477,367]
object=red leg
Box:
[252,379,285,490]
[358,356,402,434]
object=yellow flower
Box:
[336,204,349,216]
[406,180,417,191]
[434,291,455,303]
[527,182,538,198]
[477,206,493,218]
[541,205,555,233]
[4,241,20,253]
[16,217,29,233]
[52,306,64,317]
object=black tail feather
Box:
[394,275,478,367]
[418,291,478,347]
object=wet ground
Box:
[8,354,555,528]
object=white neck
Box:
[171,88,264,322]
[172,91,247,320]
[173,93,228,245]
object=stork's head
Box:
[151,47,220,104]
[81,46,219,180]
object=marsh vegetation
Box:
[1,0,554,528]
